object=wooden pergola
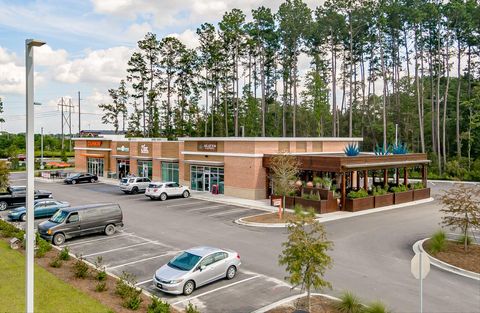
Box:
[263,153,431,210]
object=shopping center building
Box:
[73,136,364,200]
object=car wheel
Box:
[90,178,95,183]
[0,201,7,211]
[71,180,77,185]
[53,233,66,246]
[19,214,26,222]
[104,224,116,236]
[226,265,237,280]
[183,280,195,296]
[160,193,167,201]
[131,187,138,194]
[182,190,190,198]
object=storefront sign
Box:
[197,142,217,152]
[116,142,130,154]
[87,140,102,148]
[137,142,152,156]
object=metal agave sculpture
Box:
[374,143,392,155]
[344,143,360,156]
[392,142,408,154]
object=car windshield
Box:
[148,183,161,188]
[68,173,80,178]
[121,178,128,183]
[168,252,201,271]
[49,210,69,223]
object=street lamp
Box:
[25,38,45,313]
[40,127,44,170]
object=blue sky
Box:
[0,0,319,134]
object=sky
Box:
[0,0,322,135]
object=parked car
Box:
[119,177,151,194]
[8,199,70,221]
[145,182,190,201]
[0,186,53,211]
[64,173,98,184]
[38,203,123,245]
[153,246,241,295]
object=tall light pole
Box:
[40,127,44,170]
[26,38,45,313]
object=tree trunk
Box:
[443,32,450,167]
[436,27,442,174]
[379,29,387,148]
[415,28,425,153]
[456,41,462,158]
[293,61,298,138]
[205,70,209,137]
[260,47,266,137]
[234,52,239,137]
[331,34,337,137]
[349,14,353,138]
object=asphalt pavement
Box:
[4,173,480,313]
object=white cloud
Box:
[167,29,199,49]
[53,46,133,84]
[36,45,69,66]
[125,22,153,41]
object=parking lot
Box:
[1,177,300,313]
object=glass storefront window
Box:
[161,162,179,183]
[190,165,224,193]
[87,158,104,177]
[137,160,152,179]
[117,159,130,179]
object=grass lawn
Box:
[0,240,111,313]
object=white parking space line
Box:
[186,204,228,212]
[207,208,249,217]
[107,251,179,270]
[156,200,205,209]
[135,279,153,286]
[83,241,157,258]
[60,232,132,247]
[172,275,261,306]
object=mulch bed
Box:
[267,295,339,313]
[424,239,480,273]
[242,212,297,224]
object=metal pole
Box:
[78,91,81,136]
[40,127,44,170]
[395,123,398,145]
[25,38,45,313]
[420,251,423,313]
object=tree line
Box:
[99,0,480,179]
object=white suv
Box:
[145,182,190,201]
[119,177,151,194]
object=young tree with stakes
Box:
[279,207,333,312]
[440,184,480,252]
[269,153,300,216]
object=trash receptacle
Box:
[211,184,218,195]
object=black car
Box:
[0,186,53,211]
[64,173,98,184]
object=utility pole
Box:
[61,97,64,151]
[40,127,44,170]
[69,98,72,151]
[58,97,74,152]
[78,91,81,137]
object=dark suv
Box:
[64,173,98,184]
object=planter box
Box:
[323,199,339,213]
[295,197,322,212]
[318,189,334,200]
[285,196,295,209]
[413,188,431,201]
[345,196,375,212]
[374,193,394,208]
[394,190,414,204]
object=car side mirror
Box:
[198,265,206,271]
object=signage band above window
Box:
[87,140,102,148]
[198,142,217,152]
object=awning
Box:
[111,155,130,159]
[154,157,179,162]
[343,159,431,170]
[81,154,105,158]
[183,160,224,166]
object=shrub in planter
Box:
[364,301,390,313]
[59,246,70,261]
[123,291,142,310]
[95,281,107,292]
[313,176,323,188]
[35,234,52,258]
[116,272,143,310]
[148,297,171,313]
[390,184,408,193]
[347,189,369,199]
[49,256,62,268]
[371,186,388,196]
[94,256,107,281]
[428,230,446,255]
[346,189,374,211]
[334,291,363,313]
[302,193,320,201]
[185,303,200,313]
[72,256,89,278]
[411,182,425,190]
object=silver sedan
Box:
[153,246,241,295]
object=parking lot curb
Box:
[191,194,276,213]
[251,292,340,313]
[235,214,289,228]
[413,238,480,281]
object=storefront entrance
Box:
[117,159,130,179]
[87,157,104,177]
[190,165,224,193]
[137,160,152,179]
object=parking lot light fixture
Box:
[25,38,45,313]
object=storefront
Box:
[113,141,131,179]
[161,162,179,183]
[190,165,224,193]
[87,157,104,177]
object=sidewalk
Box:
[191,192,275,212]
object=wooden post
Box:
[356,171,360,190]
[396,168,399,185]
[363,170,368,190]
[404,167,408,186]
[422,165,427,187]
[383,169,388,187]
[341,172,346,210]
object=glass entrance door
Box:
[190,165,224,193]
[87,158,104,177]
[203,169,210,192]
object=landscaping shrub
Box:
[49,256,62,268]
[302,193,320,201]
[72,256,89,278]
[347,188,369,199]
[94,256,107,281]
[59,246,70,261]
[457,234,473,246]
[390,185,408,193]
[147,297,171,313]
[116,271,137,299]
[371,186,388,196]
[123,291,142,311]
[95,281,107,292]
[184,302,200,313]
[35,234,52,258]
[411,182,425,190]
[0,219,24,238]
[428,230,447,255]
[334,291,364,313]
[364,301,389,313]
